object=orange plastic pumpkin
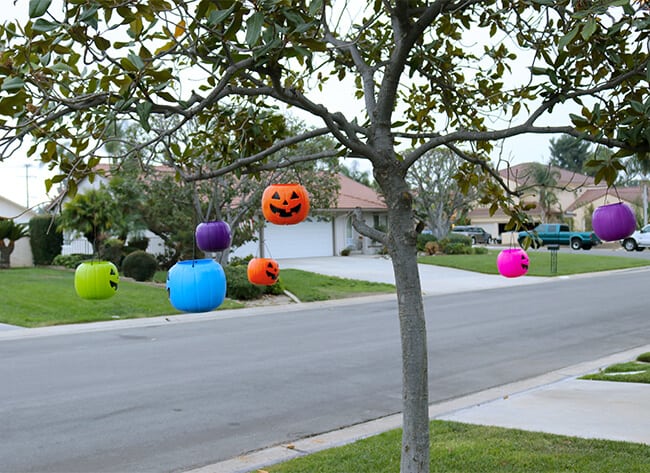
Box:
[261,183,310,225]
[247,258,280,286]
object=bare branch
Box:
[351,207,388,245]
[183,128,337,182]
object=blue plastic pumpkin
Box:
[166,259,226,312]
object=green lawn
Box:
[260,420,650,473]
[582,352,650,384]
[0,267,183,327]
[280,268,395,301]
[418,250,650,277]
[0,267,394,327]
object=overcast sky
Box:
[0,1,560,213]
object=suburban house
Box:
[232,173,388,259]
[468,162,647,243]
[57,169,387,260]
[0,194,37,267]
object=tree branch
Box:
[351,207,388,245]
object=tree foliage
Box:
[406,149,477,239]
[549,135,594,175]
[57,187,121,255]
[0,217,29,268]
[1,2,649,472]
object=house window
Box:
[345,216,354,247]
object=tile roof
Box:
[566,186,644,212]
[334,173,386,210]
[499,162,596,188]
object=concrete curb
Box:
[185,342,650,473]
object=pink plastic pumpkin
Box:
[497,248,529,278]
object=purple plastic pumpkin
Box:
[497,248,529,278]
[592,202,636,242]
[195,221,231,252]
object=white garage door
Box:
[264,219,333,258]
[230,219,333,259]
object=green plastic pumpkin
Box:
[74,261,119,300]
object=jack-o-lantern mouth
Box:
[269,203,302,217]
[521,264,529,270]
[265,270,278,280]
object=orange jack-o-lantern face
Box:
[247,258,280,286]
[262,183,310,225]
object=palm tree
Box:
[57,188,121,255]
[0,218,29,268]
[527,163,561,223]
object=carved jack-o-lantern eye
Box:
[265,261,279,280]
[262,184,310,225]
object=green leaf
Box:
[208,4,237,26]
[558,25,580,51]
[127,52,145,70]
[581,17,597,41]
[309,0,323,16]
[136,101,153,132]
[94,36,111,51]
[246,12,264,47]
[29,0,52,18]
[32,18,59,32]
[1,77,25,92]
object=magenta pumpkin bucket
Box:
[496,248,529,278]
[195,221,232,252]
[592,202,636,242]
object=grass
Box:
[278,268,395,301]
[582,352,650,384]
[418,250,650,277]
[0,267,394,327]
[0,267,241,328]
[260,420,650,472]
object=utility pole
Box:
[24,163,31,208]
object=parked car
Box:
[621,224,650,251]
[517,223,601,250]
[451,225,494,244]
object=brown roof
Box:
[499,163,596,188]
[333,174,386,210]
[566,186,644,212]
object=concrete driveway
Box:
[278,255,549,296]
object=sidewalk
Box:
[189,344,650,473]
[278,254,551,296]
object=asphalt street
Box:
[2,263,650,472]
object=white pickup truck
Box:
[621,224,650,251]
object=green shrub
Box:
[29,216,63,265]
[127,236,149,251]
[439,233,472,254]
[637,352,650,363]
[417,233,437,251]
[224,264,264,300]
[99,238,124,266]
[442,242,472,255]
[229,254,254,267]
[122,250,158,281]
[52,254,92,269]
[472,246,489,255]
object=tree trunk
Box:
[0,243,14,269]
[379,172,430,473]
